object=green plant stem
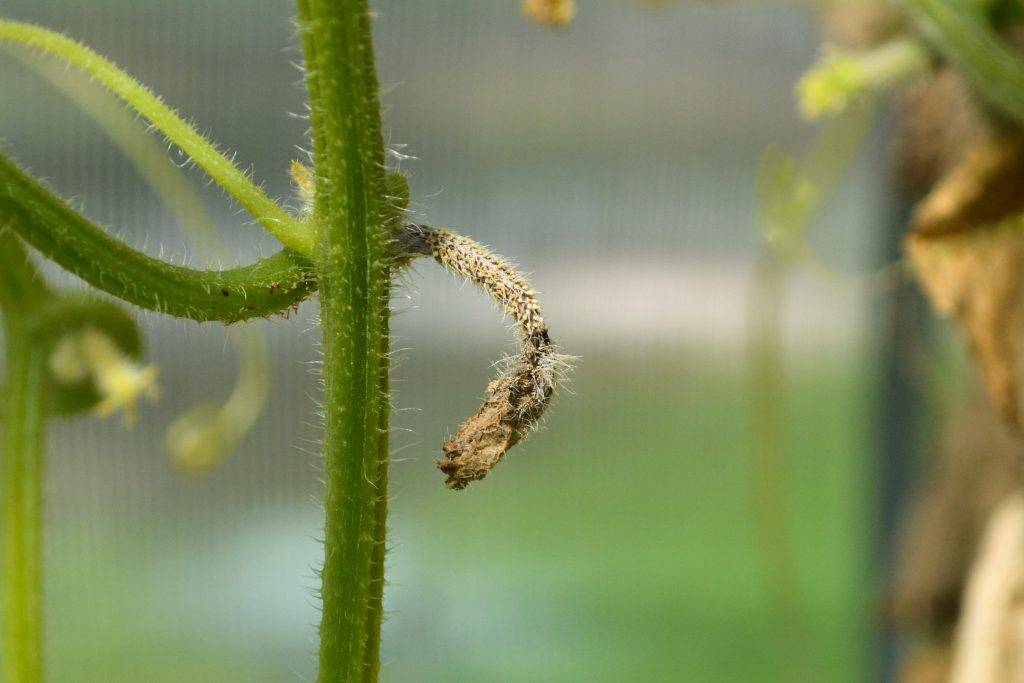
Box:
[745,249,816,681]
[748,105,877,680]
[0,233,49,683]
[22,51,273,466]
[14,49,227,258]
[297,0,392,680]
[0,20,316,256]
[903,0,1024,125]
[0,333,47,683]
[0,152,316,323]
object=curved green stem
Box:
[0,20,316,256]
[11,48,227,259]
[902,0,1024,125]
[298,0,392,679]
[0,234,48,683]
[20,50,274,467]
[0,152,316,322]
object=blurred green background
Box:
[0,1,888,680]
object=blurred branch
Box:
[0,232,47,683]
[902,0,1024,124]
[747,102,877,678]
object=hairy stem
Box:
[0,234,49,683]
[0,20,316,255]
[297,0,392,680]
[21,51,273,468]
[0,152,316,323]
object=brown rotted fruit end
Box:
[437,378,523,490]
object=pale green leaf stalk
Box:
[0,232,154,682]
[0,332,47,683]
[0,23,325,323]
[0,232,49,683]
[0,21,315,256]
[297,0,392,679]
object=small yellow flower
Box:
[50,328,159,426]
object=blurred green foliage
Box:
[46,351,870,682]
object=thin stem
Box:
[13,48,227,257]
[745,249,814,680]
[0,235,49,683]
[747,105,877,680]
[0,20,316,255]
[0,336,47,683]
[0,152,316,323]
[297,0,392,679]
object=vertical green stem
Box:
[361,325,390,676]
[297,1,391,680]
[1,236,49,683]
[745,250,813,681]
[1,333,46,683]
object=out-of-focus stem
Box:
[903,0,1024,124]
[0,233,49,683]
[747,103,878,679]
[0,332,47,683]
